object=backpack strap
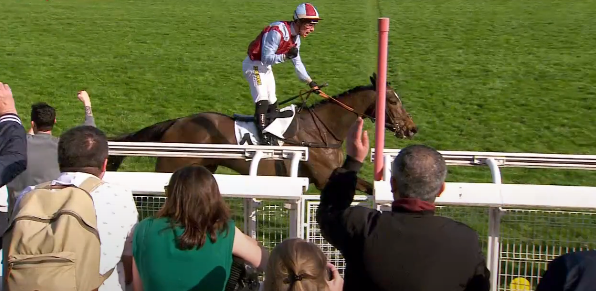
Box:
[75,176,104,195]
[100,267,116,284]
[38,176,103,194]
[90,267,116,291]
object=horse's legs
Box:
[356,177,373,195]
[205,164,218,173]
[155,157,213,173]
[304,149,373,195]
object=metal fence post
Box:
[287,199,301,238]
[245,151,264,238]
[485,158,504,290]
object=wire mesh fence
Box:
[497,208,596,290]
[133,194,596,288]
[133,195,291,252]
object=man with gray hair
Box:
[389,144,448,207]
[317,117,490,291]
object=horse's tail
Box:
[107,118,179,171]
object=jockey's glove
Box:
[286,47,299,59]
[309,81,321,93]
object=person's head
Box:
[390,144,447,203]
[293,3,321,38]
[58,125,109,178]
[156,165,231,250]
[30,102,56,133]
[264,238,331,291]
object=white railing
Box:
[370,148,596,290]
[371,149,596,182]
[106,142,310,239]
[108,141,309,177]
[102,144,596,290]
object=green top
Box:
[132,217,236,291]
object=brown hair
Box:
[263,238,330,291]
[155,165,231,250]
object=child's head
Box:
[264,238,331,291]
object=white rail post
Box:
[383,154,392,181]
[245,151,264,239]
[288,151,303,238]
[290,152,302,177]
[485,157,503,291]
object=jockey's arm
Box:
[261,30,286,66]
[290,39,313,84]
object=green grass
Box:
[3,0,596,288]
[2,0,595,188]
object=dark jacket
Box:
[316,156,491,291]
[0,113,27,188]
[535,250,596,291]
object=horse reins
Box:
[311,88,402,135]
[312,90,377,122]
[280,87,402,148]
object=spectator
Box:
[263,237,343,291]
[535,250,596,291]
[131,164,268,291]
[6,90,96,215]
[12,125,138,291]
[316,117,490,291]
[0,81,27,236]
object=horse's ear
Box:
[370,73,377,88]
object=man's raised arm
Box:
[0,82,27,187]
[77,90,96,127]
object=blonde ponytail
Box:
[263,238,330,291]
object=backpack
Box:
[224,255,262,291]
[1,176,115,291]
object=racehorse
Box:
[107,74,418,195]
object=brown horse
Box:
[107,74,417,194]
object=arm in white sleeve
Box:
[261,30,286,66]
[291,42,313,83]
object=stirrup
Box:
[259,133,273,146]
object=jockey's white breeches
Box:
[242,56,277,104]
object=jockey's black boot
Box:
[265,101,280,145]
[267,102,279,123]
[254,100,271,145]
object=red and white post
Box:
[374,17,390,181]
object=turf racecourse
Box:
[3,0,595,188]
[2,0,596,287]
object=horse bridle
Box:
[281,87,403,148]
[313,89,403,135]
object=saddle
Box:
[233,108,299,140]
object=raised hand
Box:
[346,117,370,163]
[326,262,344,291]
[0,82,17,115]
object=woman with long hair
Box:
[263,238,343,291]
[131,165,268,291]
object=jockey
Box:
[243,2,322,145]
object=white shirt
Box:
[0,185,8,212]
[16,172,139,291]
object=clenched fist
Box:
[77,90,91,106]
[285,46,299,59]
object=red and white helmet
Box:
[293,3,322,23]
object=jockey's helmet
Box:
[293,3,322,24]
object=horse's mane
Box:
[305,84,374,109]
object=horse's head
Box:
[368,74,418,139]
